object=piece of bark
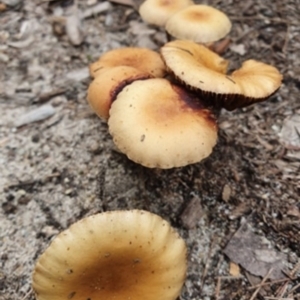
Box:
[224,222,289,280]
[179,196,204,229]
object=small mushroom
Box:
[89,47,166,78]
[161,40,282,110]
[108,78,218,168]
[139,0,193,27]
[32,210,187,300]
[87,66,152,120]
[165,5,232,43]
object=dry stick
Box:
[247,278,290,290]
[290,261,300,278]
[282,24,290,54]
[215,275,243,299]
[201,236,217,288]
[289,282,300,294]
[215,276,222,300]
[37,88,66,104]
[249,268,274,300]
[276,281,289,299]
[20,289,33,300]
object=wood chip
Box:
[66,67,90,82]
[179,196,204,229]
[222,184,231,202]
[15,104,56,127]
[229,262,241,277]
[82,1,112,19]
[279,114,300,150]
[66,13,83,46]
[230,43,247,55]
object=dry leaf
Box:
[224,222,289,280]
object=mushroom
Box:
[108,78,218,168]
[87,66,152,120]
[165,5,232,43]
[160,40,283,110]
[89,47,166,78]
[139,0,194,27]
[32,210,187,300]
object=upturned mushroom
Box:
[139,0,194,27]
[32,210,187,300]
[165,5,232,43]
[89,47,166,78]
[108,78,218,168]
[160,40,282,110]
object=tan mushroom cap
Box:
[165,5,232,43]
[161,40,283,110]
[87,66,152,120]
[139,0,194,27]
[32,210,187,300]
[89,47,166,78]
[108,78,217,169]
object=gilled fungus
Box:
[89,47,166,78]
[161,40,282,110]
[139,0,194,27]
[165,5,232,43]
[87,66,152,120]
[108,78,218,168]
[32,210,187,300]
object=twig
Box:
[215,275,243,300]
[249,268,274,300]
[35,88,66,104]
[21,289,33,300]
[276,281,289,298]
[201,236,217,287]
[289,261,300,278]
[289,282,300,294]
[247,278,290,290]
[215,276,222,300]
[282,24,290,54]
[82,2,112,19]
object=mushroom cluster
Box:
[87,40,282,169]
[139,1,232,45]
[32,210,187,300]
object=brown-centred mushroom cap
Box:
[108,78,218,168]
[87,66,152,120]
[32,210,187,300]
[161,40,283,110]
[89,47,166,78]
[165,5,232,43]
[139,0,194,27]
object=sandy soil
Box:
[0,0,299,299]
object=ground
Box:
[0,0,299,299]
